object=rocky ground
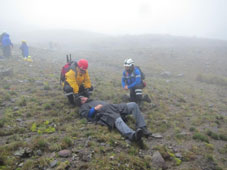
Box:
[0,42,227,170]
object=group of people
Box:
[62,58,152,143]
[0,32,29,59]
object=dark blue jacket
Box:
[20,43,29,57]
[1,33,12,47]
[122,67,142,89]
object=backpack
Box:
[135,66,145,80]
[60,54,75,83]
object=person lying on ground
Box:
[78,96,152,143]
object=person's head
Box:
[78,59,88,74]
[80,96,88,105]
[22,40,26,44]
[74,96,88,106]
[124,58,134,72]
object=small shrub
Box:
[219,134,227,141]
[206,130,219,140]
[0,118,7,128]
[61,137,73,149]
[189,127,196,132]
[18,97,26,106]
[43,103,51,110]
[193,132,209,143]
[32,137,49,151]
[3,84,10,90]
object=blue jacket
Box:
[1,34,12,47]
[122,67,142,89]
[20,43,29,57]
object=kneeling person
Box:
[63,59,93,104]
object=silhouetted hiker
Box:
[122,58,151,105]
[78,96,151,143]
[20,40,29,59]
[0,32,13,58]
[62,59,93,105]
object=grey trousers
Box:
[114,102,146,139]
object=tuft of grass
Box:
[31,137,49,151]
[18,97,26,106]
[206,130,219,140]
[193,132,209,143]
[60,137,73,149]
[196,73,227,86]
[43,103,51,110]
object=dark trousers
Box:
[129,84,144,104]
[3,46,11,57]
[64,84,93,104]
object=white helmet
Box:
[124,58,134,67]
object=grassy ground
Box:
[0,42,227,170]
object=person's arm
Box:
[65,69,79,93]
[122,72,126,88]
[127,68,141,89]
[83,71,92,89]
[80,104,103,118]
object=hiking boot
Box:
[140,126,152,138]
[132,128,143,142]
[143,94,151,103]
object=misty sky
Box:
[0,0,227,40]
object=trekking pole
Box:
[66,54,69,63]
[69,54,72,63]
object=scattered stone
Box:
[109,155,114,160]
[178,131,190,137]
[160,71,171,78]
[14,147,32,157]
[176,73,184,77]
[175,153,182,159]
[152,133,163,139]
[78,150,92,162]
[0,68,13,77]
[152,151,166,169]
[16,118,22,122]
[50,152,56,158]
[50,160,57,168]
[58,149,71,158]
[36,150,42,156]
[18,162,23,167]
[14,148,25,157]
[14,106,19,111]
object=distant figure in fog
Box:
[0,32,13,58]
[20,40,29,59]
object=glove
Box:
[84,88,90,97]
[73,94,81,106]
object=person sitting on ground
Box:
[78,96,151,143]
[20,40,29,59]
[63,59,93,105]
[122,58,151,105]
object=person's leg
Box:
[130,88,136,102]
[126,102,146,128]
[126,102,151,137]
[64,84,74,104]
[115,117,143,142]
[134,85,143,105]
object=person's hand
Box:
[73,94,80,106]
[95,104,103,111]
[124,85,128,90]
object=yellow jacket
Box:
[65,67,91,93]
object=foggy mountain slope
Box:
[0,38,226,169]
[11,29,227,51]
